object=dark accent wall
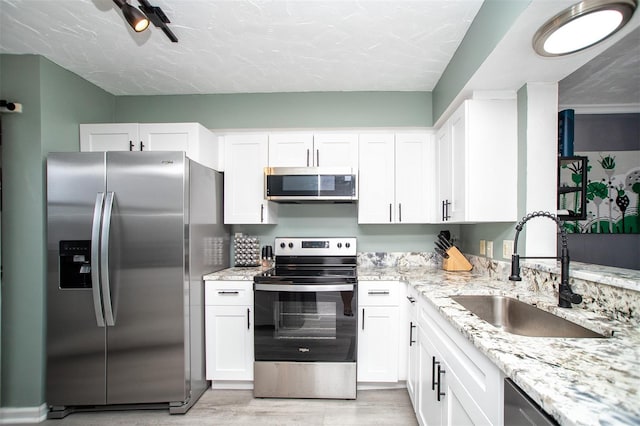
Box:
[569,113,640,270]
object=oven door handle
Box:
[254,283,355,292]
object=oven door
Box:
[254,283,357,362]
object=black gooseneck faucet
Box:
[509,211,582,308]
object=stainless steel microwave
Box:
[264,167,358,202]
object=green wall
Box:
[0,54,114,408]
[115,91,433,128]
[432,0,531,122]
[234,204,460,254]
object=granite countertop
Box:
[203,265,640,425]
[359,266,640,426]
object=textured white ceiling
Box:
[559,26,640,109]
[0,0,484,96]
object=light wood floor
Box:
[39,389,418,425]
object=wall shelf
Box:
[557,156,588,221]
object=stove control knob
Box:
[280,242,286,249]
[337,242,342,248]
[345,242,351,248]
[288,242,294,248]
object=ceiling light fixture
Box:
[113,0,149,32]
[138,0,178,43]
[533,0,637,56]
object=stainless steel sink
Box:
[451,295,605,338]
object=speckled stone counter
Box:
[203,256,640,426]
[358,264,640,426]
[203,266,263,281]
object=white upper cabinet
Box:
[80,122,222,171]
[223,133,277,224]
[80,123,139,152]
[312,132,359,169]
[268,132,358,169]
[358,132,436,224]
[268,132,314,167]
[358,133,396,223]
[395,133,436,223]
[437,98,518,223]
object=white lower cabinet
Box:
[205,281,254,386]
[357,281,402,383]
[415,295,503,426]
[406,284,419,406]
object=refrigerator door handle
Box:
[91,193,106,327]
[100,191,116,326]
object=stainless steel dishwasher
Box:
[504,379,558,426]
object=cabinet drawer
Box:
[205,281,253,306]
[358,281,400,306]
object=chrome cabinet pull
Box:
[218,291,239,295]
[389,203,392,222]
[260,204,264,223]
[316,149,319,166]
[306,149,310,167]
[399,203,402,222]
[368,290,390,295]
[362,308,365,330]
[247,308,251,330]
[406,296,416,303]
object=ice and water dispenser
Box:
[58,240,92,289]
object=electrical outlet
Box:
[479,240,486,256]
[486,241,494,258]
[503,240,514,259]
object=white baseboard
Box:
[0,404,47,424]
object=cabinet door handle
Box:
[140,141,145,151]
[316,149,319,166]
[442,199,451,221]
[409,321,416,346]
[306,149,310,167]
[129,141,134,151]
[260,204,264,223]
[437,364,446,401]
[398,203,402,222]
[389,203,392,223]
[368,290,390,295]
[432,356,439,390]
[406,296,416,303]
[247,308,251,330]
[362,308,365,330]
[218,291,239,295]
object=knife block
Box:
[442,246,473,272]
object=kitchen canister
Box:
[233,234,261,267]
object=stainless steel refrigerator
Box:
[46,151,230,418]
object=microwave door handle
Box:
[100,192,116,326]
[91,193,106,327]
